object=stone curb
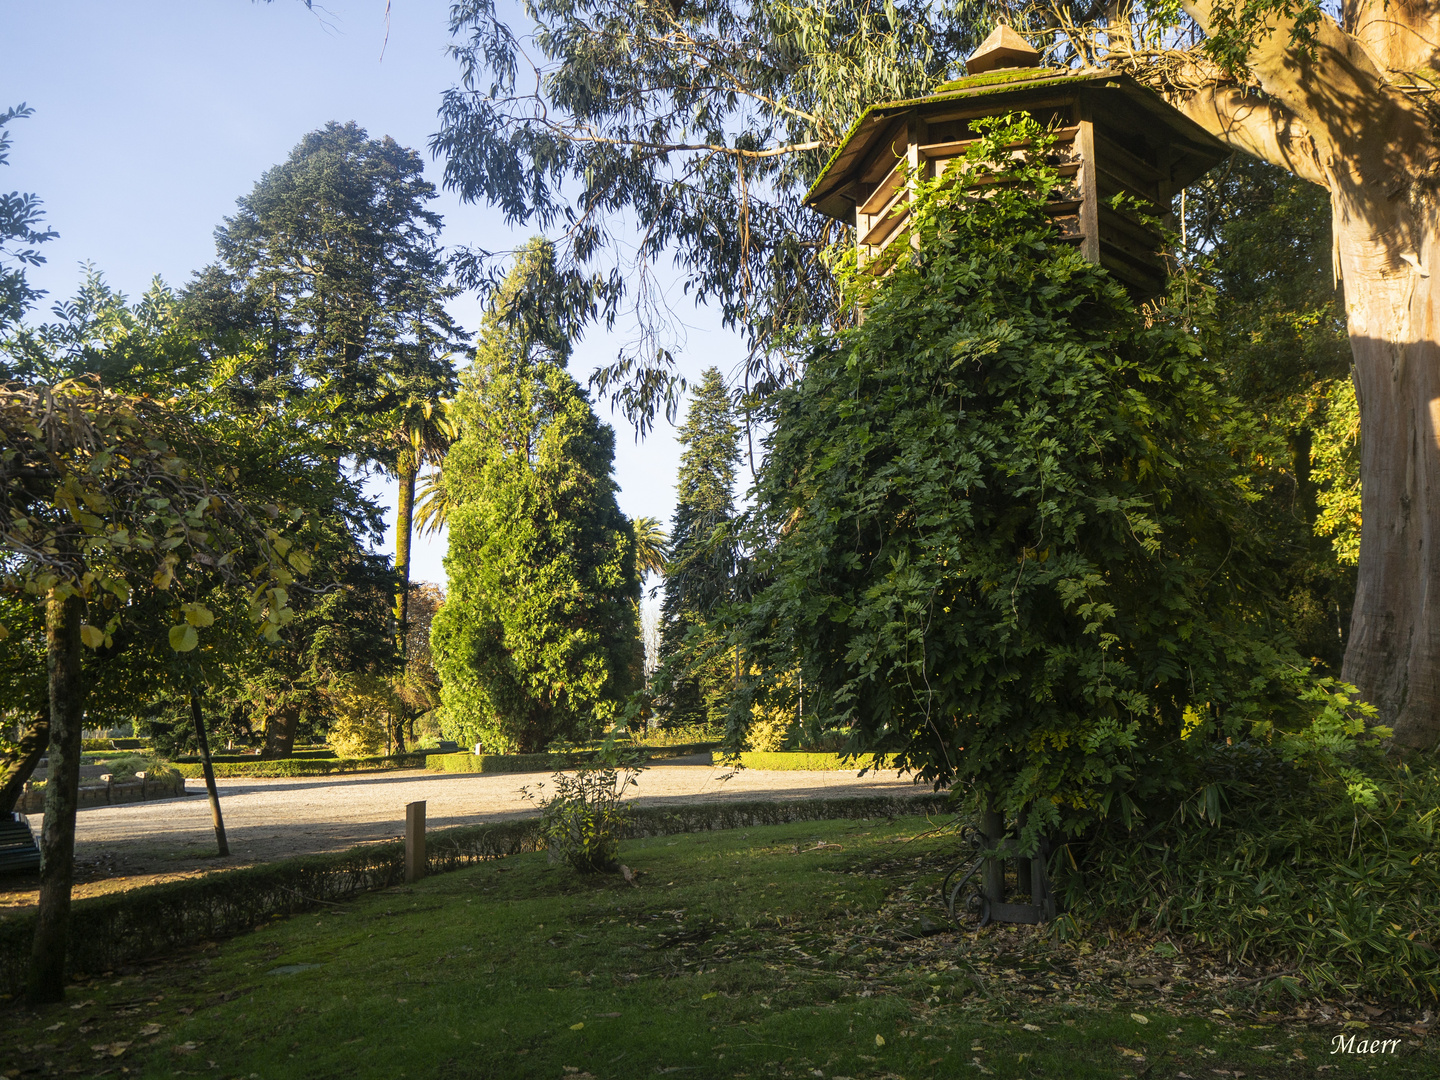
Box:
[15,770,188,814]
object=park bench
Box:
[0,812,41,875]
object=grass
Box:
[1,815,1433,1079]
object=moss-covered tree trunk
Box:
[395,461,417,649]
[27,589,85,1004]
[0,715,49,816]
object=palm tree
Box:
[632,516,669,578]
[387,393,456,649]
[414,467,450,537]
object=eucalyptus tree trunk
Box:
[27,589,85,1005]
[1171,0,1440,750]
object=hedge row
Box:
[171,753,426,779]
[173,749,339,764]
[725,751,901,771]
[0,792,948,996]
[425,743,719,776]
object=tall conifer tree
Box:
[657,367,741,727]
[430,241,642,752]
[186,121,465,659]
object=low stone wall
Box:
[15,769,188,814]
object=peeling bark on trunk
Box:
[27,589,84,1005]
[1334,187,1440,750]
[1168,0,1440,750]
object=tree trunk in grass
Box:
[27,589,85,1005]
[190,689,229,857]
[0,715,49,816]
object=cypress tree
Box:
[430,241,642,752]
[657,367,741,727]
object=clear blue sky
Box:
[2,0,744,589]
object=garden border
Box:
[425,743,720,775]
[724,752,900,771]
[0,792,949,998]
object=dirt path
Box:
[0,758,926,910]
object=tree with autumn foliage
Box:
[0,380,305,1004]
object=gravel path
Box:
[0,757,925,909]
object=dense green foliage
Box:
[732,120,1377,836]
[187,121,462,467]
[0,272,401,759]
[1064,750,1440,1003]
[432,241,643,753]
[656,366,742,726]
[1186,156,1356,669]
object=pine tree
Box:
[657,367,741,727]
[430,241,642,752]
[186,121,465,654]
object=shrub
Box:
[170,753,425,779]
[523,741,645,872]
[635,722,721,747]
[1058,749,1440,1004]
[100,755,152,781]
[325,674,394,758]
[731,114,1386,840]
[728,751,898,771]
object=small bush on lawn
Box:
[1059,745,1440,1004]
[523,739,645,872]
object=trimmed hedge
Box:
[426,743,720,775]
[723,751,901,771]
[171,753,426,779]
[426,751,562,775]
[0,792,948,996]
[173,749,339,764]
[80,739,153,753]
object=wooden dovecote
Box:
[803,28,1229,298]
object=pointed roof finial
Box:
[965,24,1041,75]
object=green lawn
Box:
[1,815,1431,1079]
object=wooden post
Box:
[405,800,426,883]
[1075,105,1101,265]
